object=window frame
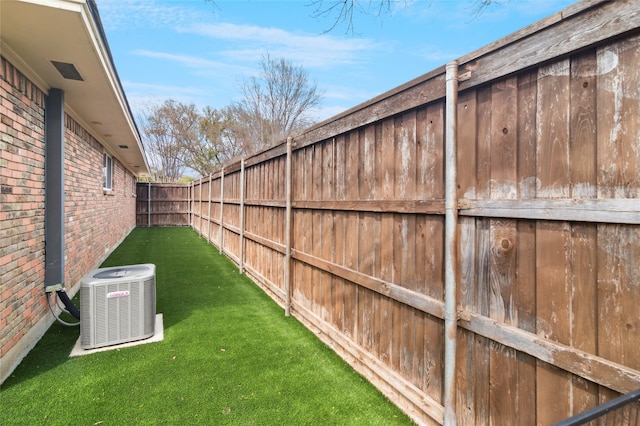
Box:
[131,176,137,196]
[103,152,113,191]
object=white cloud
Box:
[123,81,204,96]
[185,22,382,68]
[311,105,351,122]
[412,45,461,64]
[97,0,208,30]
[131,50,252,76]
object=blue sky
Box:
[97,0,576,123]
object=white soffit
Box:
[0,0,150,176]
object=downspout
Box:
[444,61,459,426]
[44,88,79,320]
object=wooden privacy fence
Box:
[136,183,190,226]
[149,2,640,424]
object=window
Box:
[103,153,113,191]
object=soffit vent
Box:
[51,61,84,81]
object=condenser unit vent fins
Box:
[80,264,156,350]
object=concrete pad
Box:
[69,313,164,357]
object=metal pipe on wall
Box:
[443,60,459,426]
[44,88,65,288]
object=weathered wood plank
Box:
[422,102,445,199]
[333,209,345,307]
[570,49,600,413]
[536,219,573,424]
[459,198,640,224]
[514,219,537,425]
[378,214,394,365]
[458,310,640,395]
[535,58,573,425]
[456,90,476,200]
[598,225,640,373]
[292,199,445,214]
[358,212,374,352]
[292,74,445,151]
[476,86,492,199]
[291,249,445,320]
[243,230,285,255]
[597,33,640,198]
[455,328,475,425]
[321,210,334,323]
[458,0,640,92]
[395,111,416,200]
[487,75,519,426]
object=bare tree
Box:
[309,0,499,34]
[193,106,245,174]
[222,104,267,156]
[140,100,199,182]
[235,53,323,151]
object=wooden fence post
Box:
[284,137,293,316]
[207,174,212,243]
[219,168,224,254]
[188,181,192,228]
[198,178,203,237]
[239,159,245,274]
[147,182,151,227]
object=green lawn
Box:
[1,227,413,425]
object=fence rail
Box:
[554,388,640,426]
[140,2,640,424]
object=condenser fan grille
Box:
[80,264,156,350]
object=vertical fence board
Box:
[488,76,519,425]
[535,57,573,425]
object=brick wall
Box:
[0,57,47,370]
[63,114,137,292]
[0,56,137,383]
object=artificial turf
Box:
[1,227,413,425]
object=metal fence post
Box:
[444,60,459,426]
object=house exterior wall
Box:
[0,56,137,383]
[63,114,137,291]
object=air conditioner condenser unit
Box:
[80,264,156,350]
